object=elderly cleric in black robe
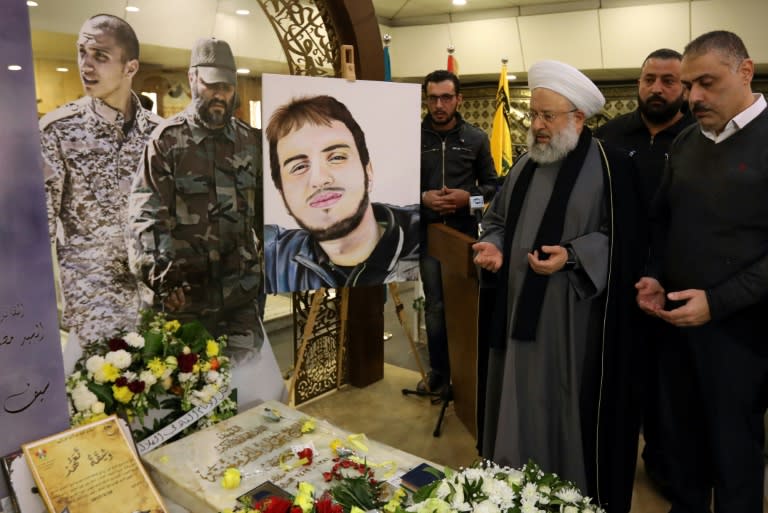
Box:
[474,60,644,513]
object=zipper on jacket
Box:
[441,139,446,188]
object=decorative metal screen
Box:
[291,290,347,404]
[256,0,339,77]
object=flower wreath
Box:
[65,310,237,440]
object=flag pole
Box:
[383,33,392,82]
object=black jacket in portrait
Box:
[263,202,419,294]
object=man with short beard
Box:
[262,95,419,293]
[128,37,264,363]
[474,60,643,513]
[595,48,694,499]
[419,69,497,394]
[596,48,693,214]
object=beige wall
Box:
[34,61,262,126]
[383,0,768,80]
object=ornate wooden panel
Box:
[291,290,347,404]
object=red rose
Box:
[322,471,333,482]
[128,380,145,393]
[315,496,343,513]
[256,496,292,513]
[290,506,303,513]
[297,447,313,465]
[178,352,199,373]
[115,377,128,387]
[108,337,128,351]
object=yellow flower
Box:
[163,320,181,333]
[301,418,316,433]
[383,489,406,512]
[350,507,366,513]
[293,482,315,513]
[206,339,220,357]
[201,361,212,372]
[112,385,134,404]
[221,467,241,489]
[101,363,120,382]
[165,355,178,369]
[147,357,166,378]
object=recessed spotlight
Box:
[125,5,139,12]
[506,74,517,81]
[27,1,38,7]
[56,67,69,72]
[236,68,251,75]
[235,9,250,15]
[453,0,467,5]
[8,65,22,71]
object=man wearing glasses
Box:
[418,69,497,394]
[474,60,642,512]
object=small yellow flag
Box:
[490,61,513,176]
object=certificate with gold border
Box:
[21,415,166,513]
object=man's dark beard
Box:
[286,182,371,242]
[638,92,685,125]
[193,93,233,129]
[430,110,456,127]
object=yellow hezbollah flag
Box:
[490,61,513,176]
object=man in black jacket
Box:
[595,48,694,498]
[637,30,768,513]
[263,95,419,293]
[419,69,497,392]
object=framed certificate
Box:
[21,416,166,513]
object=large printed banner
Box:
[0,0,70,503]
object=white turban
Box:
[528,60,605,117]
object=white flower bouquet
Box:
[406,460,605,513]
[65,310,237,440]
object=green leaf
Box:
[142,329,164,359]
[412,480,440,503]
[86,382,114,409]
[175,321,212,353]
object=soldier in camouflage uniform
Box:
[128,38,263,362]
[41,14,162,346]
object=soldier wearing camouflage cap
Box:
[40,14,162,348]
[128,37,263,362]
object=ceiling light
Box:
[8,65,22,71]
[56,67,69,72]
[27,1,38,6]
[125,5,139,12]
[453,0,467,5]
[236,68,251,75]
[235,9,250,15]
[506,74,517,81]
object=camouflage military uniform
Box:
[128,106,263,358]
[41,93,162,345]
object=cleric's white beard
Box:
[526,118,580,165]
